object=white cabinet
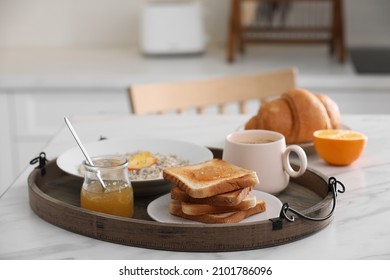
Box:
[0,93,14,195]
[0,88,130,195]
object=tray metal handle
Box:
[30,152,48,175]
[271,177,345,230]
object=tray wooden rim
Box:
[28,159,335,252]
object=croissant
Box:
[245,88,341,144]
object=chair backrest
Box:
[128,68,297,115]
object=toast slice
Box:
[171,185,253,206]
[169,199,266,224]
[181,193,257,215]
[163,159,259,198]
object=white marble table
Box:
[1,114,389,260]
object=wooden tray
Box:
[28,153,336,252]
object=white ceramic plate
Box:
[147,190,283,224]
[57,138,213,196]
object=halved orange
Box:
[313,129,367,166]
[128,151,157,170]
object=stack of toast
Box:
[163,159,266,224]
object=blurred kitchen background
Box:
[1,0,390,193]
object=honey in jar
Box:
[80,155,134,218]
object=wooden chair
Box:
[226,0,346,63]
[128,68,297,115]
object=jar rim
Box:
[83,155,128,170]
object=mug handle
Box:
[282,145,307,178]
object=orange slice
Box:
[314,130,365,139]
[313,129,367,166]
[128,151,157,170]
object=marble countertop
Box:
[1,113,389,260]
[1,47,390,90]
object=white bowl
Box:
[57,137,213,196]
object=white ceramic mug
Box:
[222,130,307,195]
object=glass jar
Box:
[80,155,134,218]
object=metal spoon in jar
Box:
[64,117,107,191]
